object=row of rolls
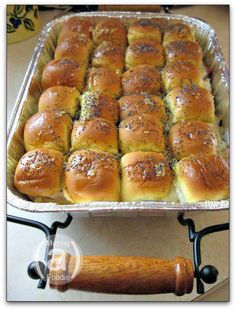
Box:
[14,16,229,204]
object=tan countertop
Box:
[7,5,229,301]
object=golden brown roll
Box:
[87,67,122,98]
[162,61,203,93]
[93,19,127,48]
[165,84,215,124]
[60,17,94,39]
[163,23,195,47]
[64,150,120,203]
[122,65,161,95]
[57,30,89,45]
[165,40,202,66]
[71,118,118,154]
[168,120,217,160]
[24,111,72,153]
[80,91,118,123]
[125,39,165,69]
[92,41,124,75]
[118,94,166,122]
[41,59,86,92]
[54,35,93,65]
[14,148,64,199]
[38,86,80,118]
[175,154,229,202]
[121,152,173,201]
[119,114,165,154]
[128,18,162,44]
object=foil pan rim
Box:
[7,188,229,213]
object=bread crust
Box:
[14,148,64,197]
[64,150,120,202]
[121,152,173,201]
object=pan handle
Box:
[49,254,194,296]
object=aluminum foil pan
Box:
[7,12,229,216]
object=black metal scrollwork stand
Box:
[178,213,229,294]
[7,213,229,294]
[7,213,73,289]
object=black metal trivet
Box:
[7,212,229,294]
[178,213,229,294]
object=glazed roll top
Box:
[163,23,195,47]
[119,94,166,122]
[175,154,229,202]
[122,65,161,95]
[71,118,118,154]
[165,84,215,124]
[128,18,162,44]
[168,120,217,160]
[41,59,87,92]
[57,30,92,45]
[162,61,203,93]
[14,148,64,198]
[24,111,72,153]
[119,114,165,154]
[80,91,119,124]
[64,150,120,203]
[121,152,173,201]
[93,18,127,48]
[125,39,165,69]
[92,41,125,75]
[165,40,202,66]
[54,35,94,65]
[59,17,94,39]
[38,86,80,118]
[87,67,122,98]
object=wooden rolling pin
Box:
[49,254,194,296]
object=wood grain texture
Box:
[49,255,194,296]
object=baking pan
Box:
[7,12,230,216]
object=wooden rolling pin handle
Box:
[49,254,194,296]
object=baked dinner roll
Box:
[122,65,161,95]
[14,148,64,199]
[71,118,118,154]
[125,39,165,69]
[93,19,127,48]
[163,23,195,47]
[24,111,72,153]
[38,86,80,118]
[64,150,120,203]
[41,59,86,92]
[54,34,93,65]
[175,154,229,202]
[80,91,118,123]
[165,84,215,124]
[58,30,90,45]
[92,41,124,75]
[169,120,217,160]
[87,67,122,98]
[121,152,173,201]
[119,94,166,122]
[165,40,202,66]
[128,18,162,44]
[162,61,203,93]
[60,17,93,39]
[119,114,165,154]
